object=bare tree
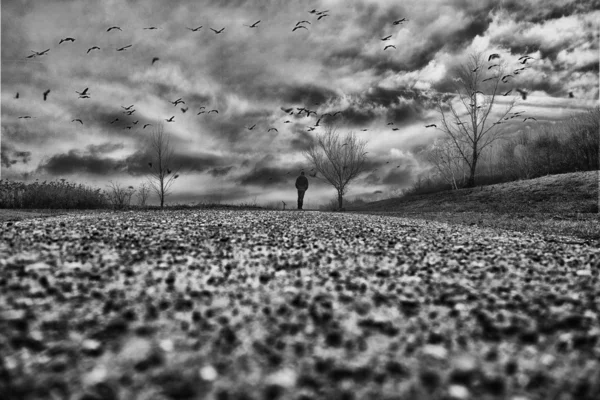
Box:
[303,125,369,210]
[137,182,151,207]
[424,137,466,190]
[147,123,181,208]
[105,181,135,210]
[434,52,517,187]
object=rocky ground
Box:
[1,210,599,400]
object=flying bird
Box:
[472,67,479,72]
[488,64,499,69]
[132,120,139,125]
[392,128,399,131]
[15,92,19,99]
[523,117,537,122]
[187,26,202,31]
[166,116,175,122]
[121,105,134,110]
[116,44,132,51]
[387,122,394,125]
[72,119,83,124]
[107,26,122,32]
[501,75,513,83]
[167,169,172,174]
[18,116,33,119]
[171,98,185,106]
[384,45,396,50]
[503,89,512,96]
[210,27,225,34]
[143,124,152,129]
[317,14,329,20]
[281,107,293,113]
[124,126,132,130]
[307,127,316,131]
[425,124,436,128]
[296,21,311,26]
[516,88,528,100]
[488,53,500,61]
[482,77,494,82]
[245,20,261,28]
[247,124,256,130]
[360,129,368,131]
[148,162,152,168]
[87,46,100,53]
[268,128,278,132]
[568,91,574,98]
[124,110,136,115]
[315,118,321,126]
[110,118,119,124]
[143,27,160,30]
[392,18,407,25]
[381,35,392,41]
[197,111,206,115]
[284,120,291,123]
[152,57,160,65]
[293,25,308,32]
[75,88,89,96]
[33,49,50,56]
[59,37,75,44]
[181,107,188,113]
[43,89,50,101]
[208,109,219,114]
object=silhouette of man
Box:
[295,171,309,210]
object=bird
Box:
[381,35,392,41]
[315,118,321,126]
[174,175,179,179]
[392,128,399,131]
[181,107,188,113]
[488,64,499,69]
[518,55,533,61]
[317,14,329,20]
[384,45,396,50]
[59,37,75,44]
[514,67,526,73]
[472,67,479,72]
[75,88,89,96]
[124,110,136,115]
[208,109,218,114]
[488,53,500,61]
[523,117,537,122]
[284,120,291,123]
[568,91,574,98]
[519,58,532,64]
[148,162,152,168]
[247,124,256,130]
[483,77,494,82]
[78,95,90,99]
[281,107,293,113]
[26,53,37,59]
[43,89,50,101]
[124,126,132,130]
[167,169,172,174]
[132,120,139,125]
[516,88,528,100]
[501,75,513,83]
[293,25,308,32]
[18,116,33,119]
[117,44,132,51]
[425,124,436,128]
[143,124,152,129]
[32,49,50,56]
[387,122,394,125]
[307,127,315,131]
[306,110,317,117]
[245,20,260,28]
[110,118,119,124]
[210,27,225,34]
[316,10,330,15]
[503,89,512,96]
[121,105,134,110]
[392,18,407,25]
[107,26,122,32]
[152,57,160,65]
[296,21,311,26]
[187,26,203,31]
[309,9,318,13]
[268,128,278,132]
[166,116,175,122]
[87,46,101,53]
[144,27,160,30]
[15,92,19,99]
[360,129,368,131]
[197,111,206,115]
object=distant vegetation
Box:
[406,107,599,197]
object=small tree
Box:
[137,182,151,207]
[303,125,369,210]
[435,52,517,187]
[425,137,466,190]
[105,181,135,210]
[147,123,181,208]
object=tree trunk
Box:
[466,151,478,187]
[337,190,343,210]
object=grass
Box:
[349,171,600,243]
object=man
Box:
[295,171,309,210]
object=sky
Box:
[1,0,599,207]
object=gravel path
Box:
[1,210,599,400]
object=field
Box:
[1,205,599,400]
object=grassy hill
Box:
[349,171,599,242]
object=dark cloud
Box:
[381,165,414,186]
[236,167,289,186]
[37,150,120,175]
[1,142,32,168]
[207,166,234,177]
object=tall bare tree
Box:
[435,52,517,187]
[303,125,369,210]
[147,123,181,208]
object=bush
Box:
[0,179,108,209]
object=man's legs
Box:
[297,190,305,209]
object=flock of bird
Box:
[11,8,563,182]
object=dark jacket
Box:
[295,175,309,191]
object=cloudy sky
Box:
[1,0,598,207]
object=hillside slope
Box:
[351,171,599,214]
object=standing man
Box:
[295,171,309,210]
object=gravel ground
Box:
[1,210,599,400]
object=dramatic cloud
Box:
[1,0,598,205]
